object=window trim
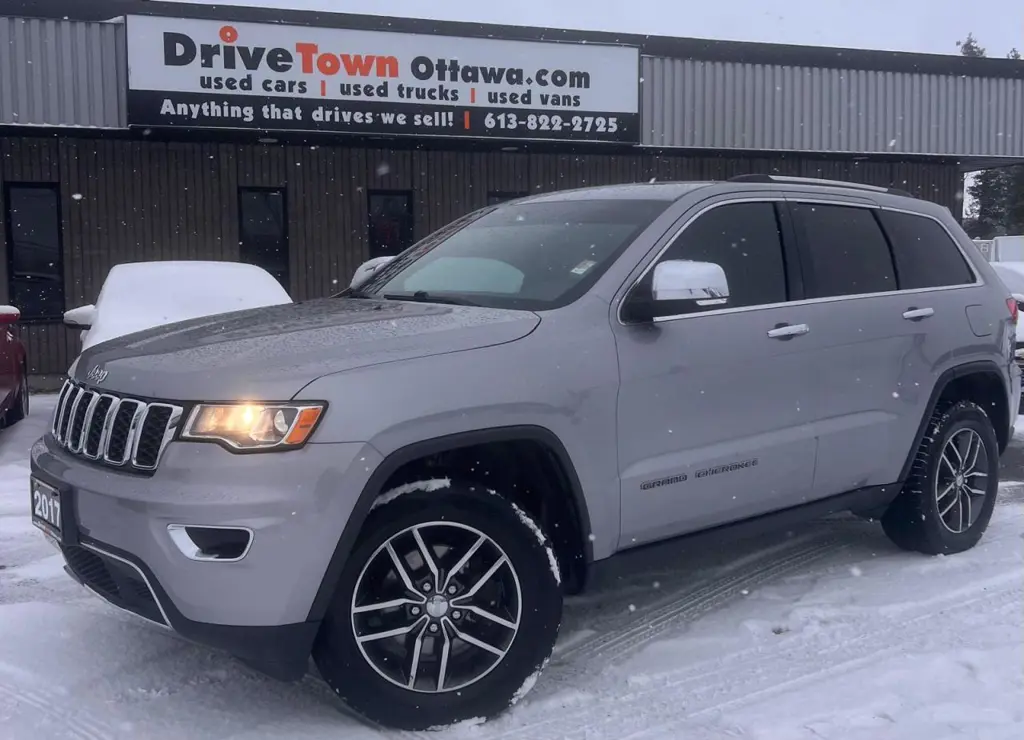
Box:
[237,186,290,291]
[3,181,66,322]
[616,196,984,328]
[367,189,415,260]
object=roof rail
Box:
[727,174,914,198]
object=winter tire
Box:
[313,480,563,730]
[3,369,28,427]
[882,400,999,555]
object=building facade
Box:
[3,0,1024,379]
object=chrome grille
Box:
[51,380,183,472]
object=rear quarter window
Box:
[877,210,976,289]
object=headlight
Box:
[182,403,325,450]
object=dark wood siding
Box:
[0,134,964,378]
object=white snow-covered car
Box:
[63,261,292,353]
[990,261,1024,410]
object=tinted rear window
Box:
[794,203,897,298]
[878,210,975,289]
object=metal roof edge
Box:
[5,0,1023,81]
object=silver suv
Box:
[30,176,1021,730]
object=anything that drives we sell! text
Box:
[124,15,640,143]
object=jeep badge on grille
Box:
[86,365,109,384]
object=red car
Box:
[0,304,29,428]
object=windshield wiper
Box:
[339,288,374,299]
[382,291,480,307]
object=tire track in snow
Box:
[553,535,840,669]
[0,680,118,740]
[396,533,842,740]
[628,582,1024,739]
[485,572,1022,740]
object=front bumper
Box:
[31,434,382,679]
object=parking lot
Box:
[2,396,1021,740]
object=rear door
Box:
[614,196,819,547]
[784,197,980,497]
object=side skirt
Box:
[586,483,899,591]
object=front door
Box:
[614,198,818,548]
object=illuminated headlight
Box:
[182,403,325,450]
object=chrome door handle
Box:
[902,307,935,321]
[767,323,810,339]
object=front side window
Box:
[4,184,64,320]
[354,199,671,310]
[651,201,790,312]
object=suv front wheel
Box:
[882,400,1000,555]
[313,480,563,730]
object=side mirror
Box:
[651,260,730,306]
[0,305,20,325]
[623,260,730,323]
[64,304,96,330]
[350,256,396,290]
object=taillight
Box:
[1008,298,1019,325]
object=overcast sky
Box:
[179,0,1020,57]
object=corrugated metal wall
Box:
[641,56,1024,158]
[0,135,962,378]
[0,17,125,128]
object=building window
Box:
[368,191,414,259]
[4,184,64,320]
[238,188,289,292]
[487,192,529,206]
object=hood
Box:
[72,298,539,401]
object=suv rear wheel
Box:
[313,480,563,730]
[882,400,999,555]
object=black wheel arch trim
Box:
[900,360,1012,483]
[306,424,593,623]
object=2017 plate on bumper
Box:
[30,477,63,542]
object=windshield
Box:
[351,199,671,310]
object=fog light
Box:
[167,524,253,562]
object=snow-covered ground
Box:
[2,396,1022,739]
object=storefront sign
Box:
[124,15,640,143]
